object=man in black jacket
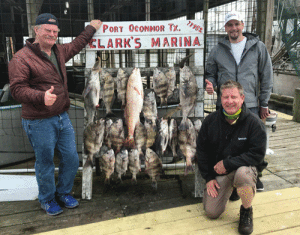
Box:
[196,80,267,235]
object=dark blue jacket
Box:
[196,103,267,183]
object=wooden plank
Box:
[33,188,300,235]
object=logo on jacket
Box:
[238,137,247,140]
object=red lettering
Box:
[115,38,122,48]
[98,39,105,49]
[150,26,154,32]
[114,26,119,32]
[198,27,203,33]
[88,39,96,48]
[155,26,159,31]
[103,24,108,33]
[129,24,134,32]
[151,38,160,47]
[160,25,165,32]
[168,23,173,31]
[139,26,144,32]
[109,27,114,33]
[193,37,201,47]
[179,37,182,47]
[135,26,139,32]
[124,38,130,48]
[144,26,149,32]
[134,38,141,48]
[184,36,191,47]
[119,26,123,32]
[171,37,177,47]
[107,39,113,48]
[163,37,169,47]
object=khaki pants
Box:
[203,166,258,219]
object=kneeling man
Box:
[196,80,267,235]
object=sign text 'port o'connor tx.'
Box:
[85,20,204,50]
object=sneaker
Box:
[57,194,79,208]
[256,177,264,192]
[229,188,240,201]
[41,199,63,216]
[238,205,253,235]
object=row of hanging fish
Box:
[83,61,198,125]
[83,117,163,189]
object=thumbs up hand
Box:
[44,86,57,106]
[205,79,214,95]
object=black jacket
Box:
[196,103,267,183]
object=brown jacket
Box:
[8,25,96,119]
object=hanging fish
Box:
[124,68,144,148]
[115,148,129,183]
[179,66,198,124]
[169,119,178,159]
[82,61,101,125]
[178,118,197,175]
[100,69,115,116]
[83,118,105,167]
[128,148,141,184]
[109,118,125,154]
[116,68,129,109]
[153,68,168,107]
[145,148,163,190]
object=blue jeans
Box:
[22,111,79,203]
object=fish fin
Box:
[82,86,91,98]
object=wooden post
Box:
[293,88,300,123]
[265,0,274,54]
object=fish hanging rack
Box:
[81,20,206,200]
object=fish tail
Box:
[184,164,194,176]
[124,136,135,148]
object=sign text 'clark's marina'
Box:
[85,20,204,50]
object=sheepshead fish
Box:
[128,148,141,184]
[83,61,101,125]
[109,118,125,154]
[153,68,168,107]
[142,91,158,124]
[83,118,105,167]
[145,119,157,148]
[134,122,146,160]
[115,148,129,182]
[116,68,129,109]
[180,66,198,123]
[194,119,202,138]
[100,69,115,116]
[145,148,163,190]
[165,67,176,98]
[124,68,144,148]
[178,118,197,175]
[104,118,113,148]
[169,119,178,159]
[156,118,169,157]
[100,149,115,184]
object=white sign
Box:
[85,20,204,50]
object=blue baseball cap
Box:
[35,13,59,27]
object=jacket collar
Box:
[219,32,259,51]
[219,103,249,124]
